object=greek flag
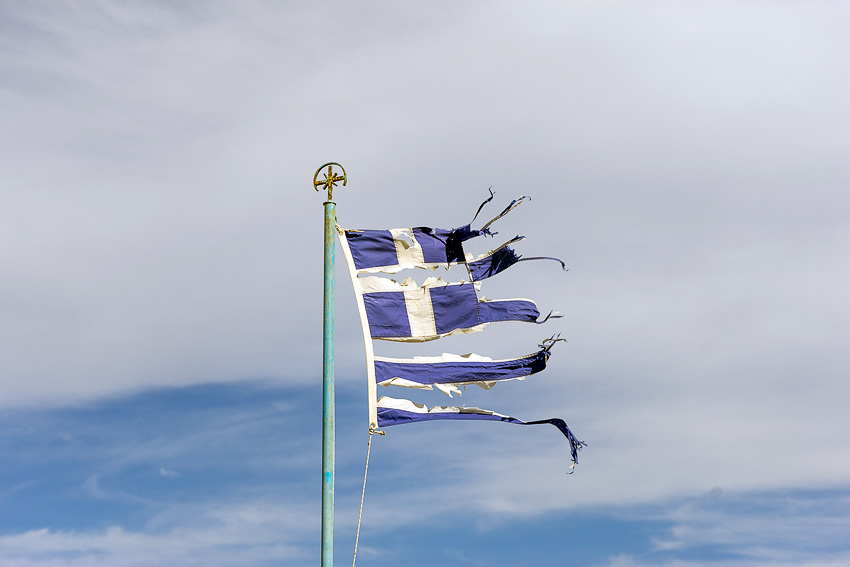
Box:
[344,192,565,281]
[359,276,550,341]
[338,191,585,470]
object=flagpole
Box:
[314,163,347,567]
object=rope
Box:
[353,427,383,567]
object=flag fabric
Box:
[338,192,585,470]
[359,275,549,341]
[374,336,563,396]
[376,397,584,467]
[344,192,565,281]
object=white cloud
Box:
[592,488,850,567]
[0,500,315,567]
[1,3,849,565]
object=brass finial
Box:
[313,162,347,201]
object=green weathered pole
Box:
[314,163,347,567]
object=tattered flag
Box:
[338,192,584,470]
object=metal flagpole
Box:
[314,162,347,567]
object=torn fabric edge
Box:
[465,236,566,281]
[468,187,495,224]
[359,275,547,342]
[376,396,585,469]
[343,192,535,278]
[374,336,563,397]
[339,215,583,469]
[346,228,565,282]
[479,194,529,230]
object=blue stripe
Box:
[362,286,542,340]
[347,226,489,271]
[429,284,480,335]
[478,298,540,324]
[467,245,521,281]
[377,407,585,468]
[363,291,411,338]
[412,227,448,264]
[377,407,523,426]
[415,225,486,264]
[374,351,548,386]
[345,230,398,270]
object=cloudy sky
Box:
[2,1,849,566]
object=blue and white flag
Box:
[376,397,585,468]
[344,192,565,281]
[338,192,584,470]
[374,336,563,396]
[359,276,553,342]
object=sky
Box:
[1,1,849,565]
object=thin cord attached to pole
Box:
[353,427,383,567]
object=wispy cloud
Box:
[0,499,315,567]
[589,488,850,567]
[2,381,850,566]
[648,490,850,558]
[2,1,849,566]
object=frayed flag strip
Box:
[335,190,584,470]
[374,336,563,397]
[376,396,585,469]
[344,193,564,281]
[360,276,546,342]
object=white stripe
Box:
[403,287,436,339]
[390,228,426,268]
[357,276,412,294]
[337,223,379,429]
[377,396,429,413]
[432,381,502,397]
[374,351,539,364]
[377,378,433,390]
[356,263,445,275]
[377,396,502,417]
[434,383,463,397]
[358,275,452,294]
[358,275,475,294]
[375,379,504,397]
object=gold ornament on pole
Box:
[314,162,347,202]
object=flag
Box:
[359,275,551,341]
[338,192,585,470]
[374,336,563,396]
[376,397,584,467]
[344,192,565,281]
